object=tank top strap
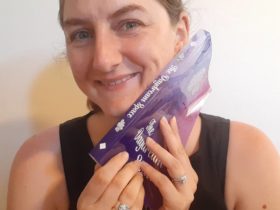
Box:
[59,111,95,210]
[190,113,230,210]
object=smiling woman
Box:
[60,0,189,118]
[6,0,280,210]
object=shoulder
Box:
[225,121,280,210]
[14,126,60,159]
[7,126,69,210]
[228,121,278,161]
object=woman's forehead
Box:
[63,0,162,16]
[62,0,166,24]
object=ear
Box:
[174,11,190,53]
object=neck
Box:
[87,111,120,146]
[185,116,201,157]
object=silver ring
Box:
[172,175,187,184]
[118,203,130,210]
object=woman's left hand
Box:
[140,116,198,210]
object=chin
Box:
[101,102,131,118]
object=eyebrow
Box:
[109,4,146,19]
[62,4,146,28]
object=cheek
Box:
[121,35,161,69]
[121,34,177,87]
[67,49,90,80]
[128,30,177,64]
[122,36,151,60]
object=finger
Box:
[170,116,181,139]
[147,135,198,188]
[118,172,144,209]
[146,137,184,178]
[80,152,129,204]
[95,163,101,171]
[131,185,145,210]
[98,161,141,207]
[170,117,199,185]
[141,161,196,210]
[160,116,187,161]
[140,161,177,199]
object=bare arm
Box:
[7,127,69,210]
[8,126,144,210]
[225,122,280,210]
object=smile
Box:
[100,73,138,88]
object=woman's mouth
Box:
[97,73,139,90]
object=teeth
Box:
[104,74,135,87]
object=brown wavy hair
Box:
[58,0,186,111]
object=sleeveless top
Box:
[60,112,230,210]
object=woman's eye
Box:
[121,21,140,31]
[71,30,92,42]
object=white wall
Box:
[1,0,279,209]
[188,0,280,146]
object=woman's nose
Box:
[92,30,122,73]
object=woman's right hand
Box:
[77,152,145,210]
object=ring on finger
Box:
[118,203,130,210]
[171,175,187,184]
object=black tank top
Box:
[60,112,229,210]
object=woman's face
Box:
[62,0,188,117]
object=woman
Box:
[7,0,280,209]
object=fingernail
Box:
[146,137,154,145]
[161,116,168,124]
[120,151,129,159]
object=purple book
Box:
[89,30,212,209]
